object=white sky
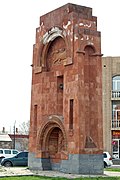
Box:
[0,0,119,132]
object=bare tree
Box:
[19,120,30,135]
[17,120,30,151]
[19,137,29,151]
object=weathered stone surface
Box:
[29,3,103,174]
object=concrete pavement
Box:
[0,166,120,178]
[104,170,120,177]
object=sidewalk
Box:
[104,170,120,177]
[1,167,120,178]
[0,167,33,177]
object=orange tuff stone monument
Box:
[29,3,103,174]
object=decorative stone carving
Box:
[53,48,66,65]
[85,136,97,148]
[46,36,66,70]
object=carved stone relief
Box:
[46,36,66,70]
[52,48,66,65]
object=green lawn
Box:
[0,176,120,180]
[105,167,120,172]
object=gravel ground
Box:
[0,166,119,178]
[0,167,33,177]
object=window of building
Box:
[34,105,37,132]
[69,99,74,129]
[112,76,120,90]
[57,75,63,114]
[112,102,120,128]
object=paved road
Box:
[112,164,120,168]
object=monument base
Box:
[28,152,103,175]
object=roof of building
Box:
[9,134,29,139]
[0,134,12,142]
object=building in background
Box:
[102,56,120,159]
[9,134,29,151]
[0,134,12,149]
[0,127,29,151]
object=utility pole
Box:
[13,121,16,149]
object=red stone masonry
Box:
[29,3,103,171]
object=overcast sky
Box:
[0,0,119,132]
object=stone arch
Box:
[112,75,120,91]
[38,26,70,70]
[37,115,67,159]
[112,74,120,78]
[46,36,66,71]
[84,45,96,55]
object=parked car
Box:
[0,149,19,159]
[103,151,113,168]
[1,151,28,167]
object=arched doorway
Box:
[47,127,65,159]
[37,116,67,170]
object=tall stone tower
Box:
[29,3,103,174]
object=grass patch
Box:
[105,168,120,172]
[75,178,120,180]
[0,177,66,180]
[0,176,120,180]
